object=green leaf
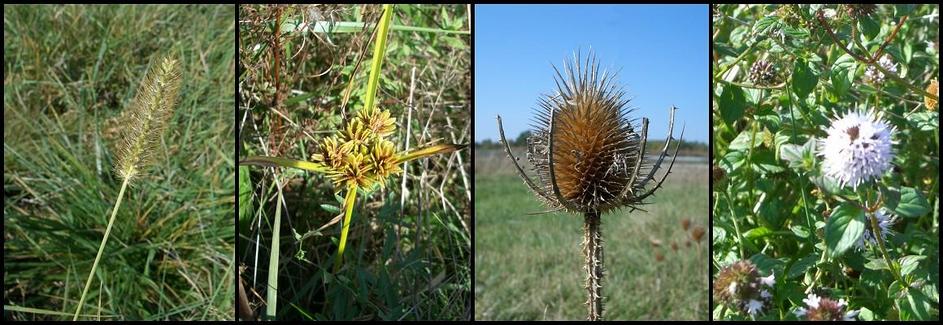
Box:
[320,204,340,214]
[825,203,866,259]
[864,258,890,270]
[899,255,926,276]
[719,85,747,126]
[753,16,781,36]
[787,254,818,279]
[830,54,856,97]
[750,253,784,275]
[744,226,773,240]
[909,111,939,131]
[900,287,933,320]
[857,307,875,321]
[751,150,786,174]
[893,187,930,218]
[857,15,880,41]
[791,58,818,99]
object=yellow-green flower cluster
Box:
[312,107,401,189]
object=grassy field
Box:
[238,4,470,320]
[474,149,709,320]
[3,5,235,320]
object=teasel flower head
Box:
[795,293,859,321]
[497,51,684,215]
[496,51,683,321]
[713,260,775,317]
[842,4,876,19]
[115,56,181,182]
[856,209,896,249]
[749,59,778,86]
[864,54,898,84]
[925,79,938,111]
[818,109,895,189]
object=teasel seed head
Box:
[115,56,181,182]
[498,51,684,215]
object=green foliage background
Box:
[712,4,938,321]
[4,4,235,320]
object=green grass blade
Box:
[362,4,394,114]
[265,182,285,320]
[395,143,467,164]
[4,305,115,318]
[240,156,328,173]
[308,21,470,35]
[73,177,130,320]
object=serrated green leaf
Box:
[865,258,889,270]
[787,254,818,279]
[899,255,927,276]
[894,187,930,218]
[825,203,866,259]
[719,85,747,126]
[744,226,773,240]
[792,58,818,99]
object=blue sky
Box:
[474,4,708,143]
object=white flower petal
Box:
[794,308,807,317]
[760,274,776,287]
[844,309,860,321]
[803,293,821,309]
[746,299,764,315]
[818,109,895,189]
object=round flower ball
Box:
[818,110,895,189]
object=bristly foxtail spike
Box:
[115,55,181,183]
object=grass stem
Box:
[73,177,130,320]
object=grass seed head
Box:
[115,56,181,182]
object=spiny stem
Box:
[73,177,130,320]
[583,211,604,321]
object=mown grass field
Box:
[474,149,709,320]
[4,4,234,320]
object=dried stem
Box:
[583,211,604,321]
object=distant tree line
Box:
[476,130,708,156]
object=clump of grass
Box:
[73,56,181,320]
[496,51,684,321]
